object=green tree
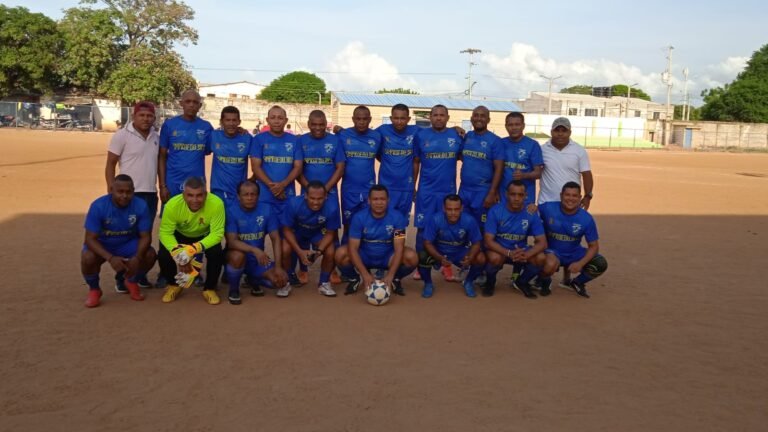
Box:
[560,85,593,95]
[673,104,701,121]
[58,7,124,91]
[259,71,328,104]
[0,6,62,97]
[611,84,652,101]
[701,44,768,122]
[100,46,195,103]
[375,87,419,95]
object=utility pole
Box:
[540,74,562,115]
[682,67,689,121]
[661,45,674,144]
[626,82,638,118]
[460,48,481,99]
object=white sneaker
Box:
[276,283,292,298]
[318,282,336,297]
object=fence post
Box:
[608,127,612,147]
[633,128,637,148]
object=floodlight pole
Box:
[540,74,562,115]
[460,48,482,99]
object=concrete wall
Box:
[199,82,265,99]
[93,99,121,132]
[671,121,768,149]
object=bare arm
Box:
[281,226,311,266]
[105,152,120,193]
[569,240,599,274]
[581,170,594,210]
[326,162,345,192]
[484,159,505,208]
[225,232,269,266]
[158,148,169,202]
[412,156,421,191]
[249,157,273,184]
[424,239,450,266]
[348,238,373,286]
[383,235,405,286]
[268,230,283,269]
[84,231,127,273]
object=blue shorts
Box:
[358,248,394,270]
[341,190,368,225]
[458,187,489,227]
[83,238,138,258]
[296,232,325,249]
[546,247,587,266]
[212,189,239,208]
[245,254,275,278]
[415,189,453,229]
[388,190,414,220]
[440,248,470,267]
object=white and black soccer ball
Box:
[365,280,391,306]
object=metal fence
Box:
[0,101,95,131]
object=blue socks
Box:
[418,266,433,284]
[319,271,330,284]
[84,273,100,290]
[226,265,244,296]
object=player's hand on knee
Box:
[568,262,584,274]
[252,248,269,266]
[273,268,288,287]
[107,256,128,273]
[362,273,375,289]
[172,244,195,265]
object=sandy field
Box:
[0,128,766,431]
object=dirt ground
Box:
[1,128,766,431]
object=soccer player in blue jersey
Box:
[536,181,607,298]
[81,175,156,307]
[335,185,418,297]
[458,105,504,226]
[280,181,342,297]
[337,105,382,231]
[483,181,548,299]
[499,112,544,206]
[209,106,251,207]
[413,104,463,281]
[419,194,486,298]
[298,110,345,199]
[224,180,289,304]
[377,104,419,219]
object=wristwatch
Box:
[585,192,593,199]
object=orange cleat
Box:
[330,271,342,284]
[298,270,309,285]
[441,264,455,282]
[85,289,102,308]
[124,281,145,301]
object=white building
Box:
[519,91,668,120]
[198,81,265,100]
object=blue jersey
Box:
[460,130,502,191]
[349,209,407,258]
[538,201,598,256]
[84,195,151,247]
[209,130,250,197]
[159,115,213,193]
[280,196,341,238]
[415,128,463,192]
[499,136,544,202]
[423,211,482,255]
[339,128,381,193]
[377,124,419,192]
[225,202,280,250]
[251,132,302,203]
[484,203,545,250]
[299,133,345,194]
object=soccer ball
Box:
[365,280,391,306]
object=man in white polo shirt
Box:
[105,101,160,290]
[539,117,593,209]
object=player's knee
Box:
[584,255,608,279]
[402,247,418,267]
[473,251,486,266]
[487,251,504,266]
[81,249,102,266]
[531,252,547,267]
[322,242,335,256]
[227,250,245,267]
[418,250,435,268]
[334,245,349,264]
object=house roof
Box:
[332,92,522,112]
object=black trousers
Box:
[158,232,223,290]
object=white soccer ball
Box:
[365,280,391,306]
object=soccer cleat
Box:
[482,284,495,297]
[250,285,265,297]
[392,279,405,296]
[137,275,152,288]
[473,273,487,287]
[276,283,292,298]
[115,279,128,294]
[539,279,552,297]
[517,281,538,299]
[412,269,421,280]
[85,289,102,308]
[124,281,145,301]
[441,264,454,281]
[559,278,573,289]
[155,275,168,289]
[344,279,361,295]
[228,292,242,305]
[195,274,205,287]
[318,282,336,297]
[202,290,221,305]
[330,271,342,285]
[287,272,301,286]
[421,283,434,298]
[463,280,477,298]
[161,285,182,303]
[569,280,590,298]
[298,270,309,285]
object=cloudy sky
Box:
[11,0,767,105]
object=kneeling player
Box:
[483,181,548,299]
[225,180,289,304]
[82,175,156,307]
[281,181,341,297]
[537,182,607,298]
[335,185,418,296]
[419,194,485,298]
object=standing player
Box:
[82,175,156,307]
[537,182,607,298]
[413,105,463,279]
[105,101,159,290]
[224,180,289,304]
[335,185,418,296]
[419,195,485,298]
[376,104,420,219]
[157,177,225,305]
[483,181,548,298]
[209,106,251,207]
[280,181,341,297]
[499,112,543,206]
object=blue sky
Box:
[9,0,767,104]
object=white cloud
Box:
[323,42,419,92]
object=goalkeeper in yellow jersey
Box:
[158,176,225,305]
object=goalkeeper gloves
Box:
[171,242,204,265]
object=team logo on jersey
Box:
[406,135,414,145]
[256,216,264,226]
[521,219,529,231]
[215,143,221,150]
[572,223,581,234]
[196,129,206,140]
[318,215,326,224]
[324,143,334,154]
[128,214,137,226]
[549,217,554,225]
[198,217,205,226]
[346,138,352,145]
[480,140,487,148]
[344,210,352,220]
[386,225,394,235]
[448,138,457,147]
[518,148,527,159]
[285,143,293,152]
[368,140,376,148]
[458,229,466,239]
[238,143,246,153]
[417,213,424,223]
[104,218,112,225]
[172,130,180,137]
